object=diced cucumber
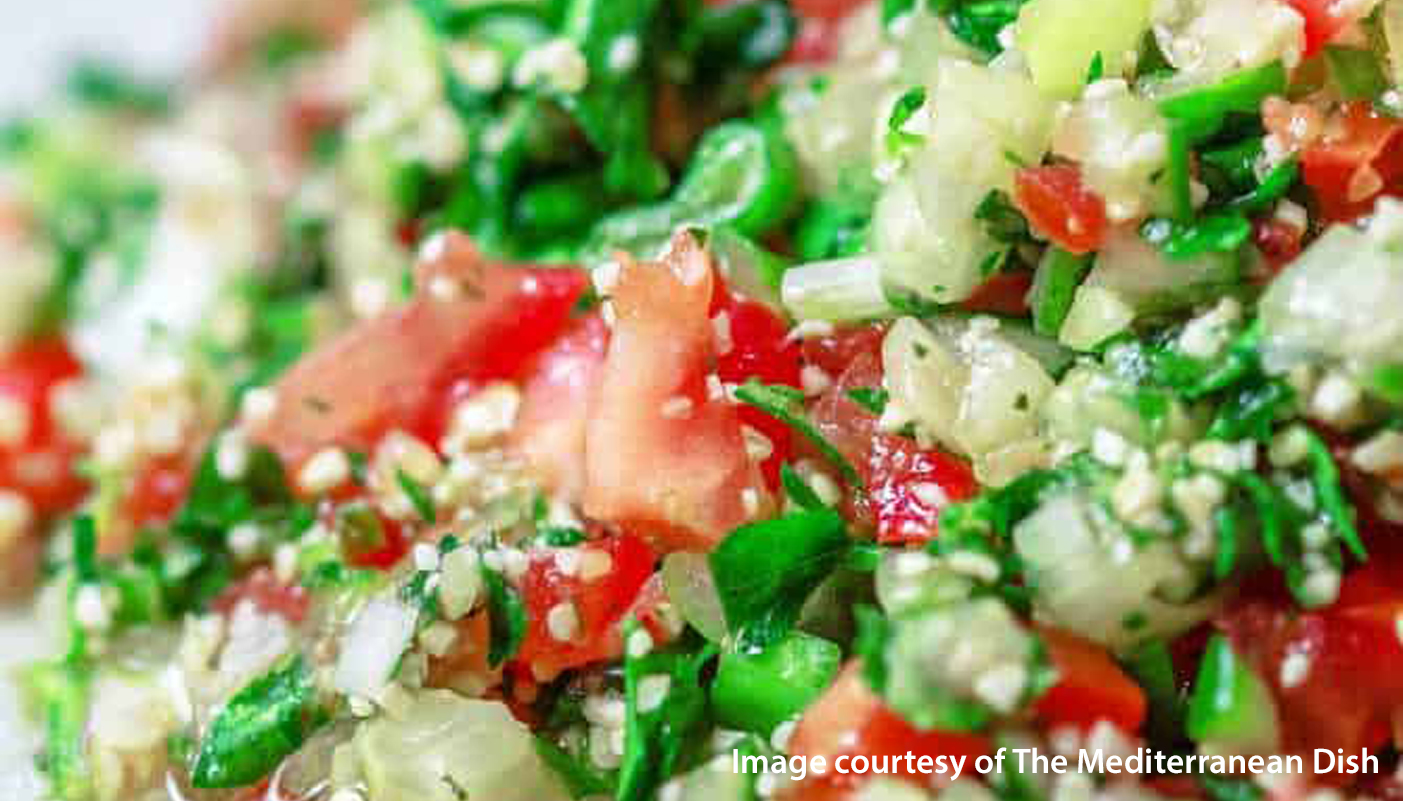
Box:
[876,176,989,305]
[1015,0,1154,98]
[1058,285,1135,351]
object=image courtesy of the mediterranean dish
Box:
[3,0,1403,799]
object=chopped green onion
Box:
[781,256,894,323]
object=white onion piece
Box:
[334,595,418,701]
[661,552,726,643]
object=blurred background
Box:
[0,2,220,795]
[0,0,219,114]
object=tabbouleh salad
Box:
[2,0,1403,799]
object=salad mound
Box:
[1,0,1403,799]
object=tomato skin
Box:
[1218,561,1403,768]
[1301,103,1403,222]
[1034,626,1147,735]
[714,286,803,489]
[513,534,656,680]
[1014,165,1109,255]
[0,336,88,516]
[784,663,991,798]
[249,233,587,469]
[808,335,977,543]
[212,567,311,623]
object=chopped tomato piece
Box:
[809,339,977,543]
[1252,215,1306,276]
[509,312,610,502]
[583,233,773,552]
[248,233,587,468]
[1301,103,1403,222]
[713,284,803,488]
[1219,561,1403,766]
[0,336,88,516]
[1034,625,1147,735]
[212,567,311,623]
[123,453,195,529]
[800,325,887,378]
[784,663,991,799]
[787,16,840,64]
[1014,165,1108,255]
[1277,0,1370,58]
[426,610,501,692]
[342,505,411,570]
[789,0,871,20]
[862,434,979,544]
[961,271,1033,316]
[513,534,656,680]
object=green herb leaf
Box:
[712,631,842,734]
[883,0,920,25]
[846,387,890,416]
[615,632,714,801]
[1029,247,1092,337]
[1159,62,1287,220]
[482,559,528,667]
[936,0,1029,54]
[974,189,1032,245]
[396,469,437,523]
[1304,431,1367,562]
[886,86,928,155]
[23,660,93,800]
[780,463,826,510]
[1141,213,1252,261]
[535,736,615,798]
[853,604,891,693]
[736,379,861,485]
[1086,51,1105,85]
[191,656,327,789]
[710,508,850,649]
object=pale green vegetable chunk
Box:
[1259,202,1403,375]
[354,690,568,801]
[1015,0,1154,98]
[1014,491,1216,650]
